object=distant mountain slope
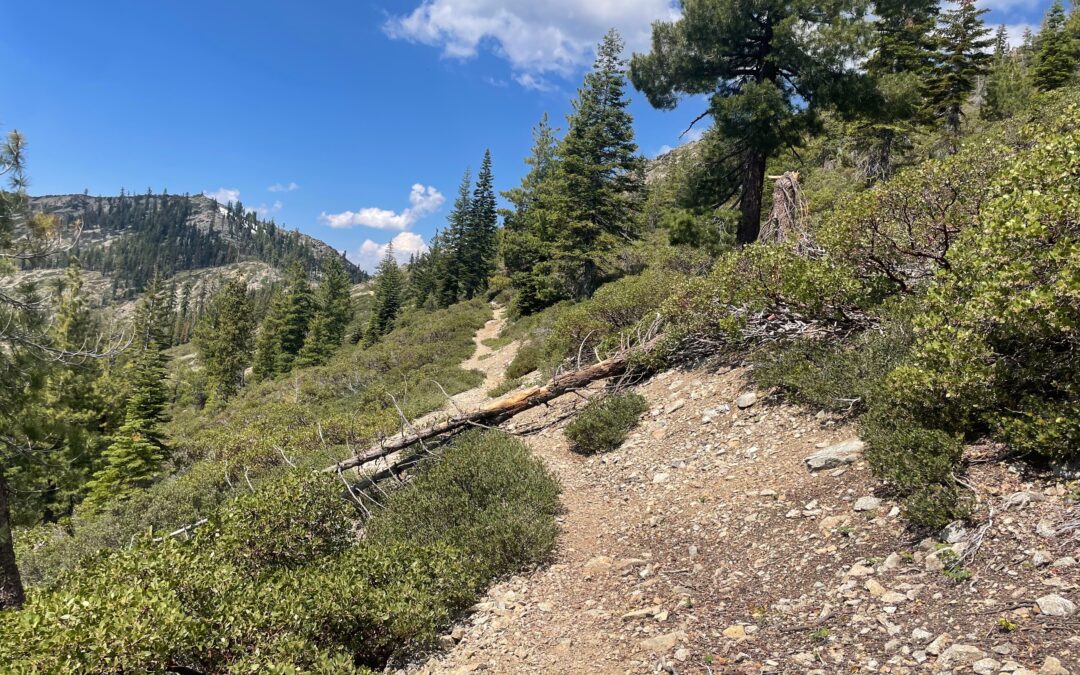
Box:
[23,192,365,300]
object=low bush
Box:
[487,376,524,398]
[565,392,649,454]
[505,340,545,379]
[1,430,561,672]
[367,430,560,580]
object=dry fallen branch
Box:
[323,336,661,474]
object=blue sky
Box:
[0,0,1055,271]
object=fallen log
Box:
[323,336,659,474]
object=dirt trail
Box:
[408,317,1079,675]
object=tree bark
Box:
[0,471,26,610]
[324,337,658,474]
[738,149,767,245]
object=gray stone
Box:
[973,658,1002,675]
[1003,491,1047,509]
[805,438,864,471]
[854,496,882,512]
[1032,550,1053,567]
[1036,594,1076,617]
[736,392,758,409]
[939,644,985,669]
[1040,656,1069,675]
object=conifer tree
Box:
[461,149,497,299]
[82,340,168,510]
[631,1,869,244]
[316,255,353,346]
[502,114,559,231]
[437,170,471,307]
[251,288,286,381]
[983,25,1034,120]
[273,262,315,373]
[193,278,255,406]
[925,0,992,134]
[1033,1,1078,91]
[366,246,404,345]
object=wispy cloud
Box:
[268,181,300,193]
[348,231,429,272]
[204,187,241,204]
[320,183,445,230]
[251,200,284,218]
[384,1,680,88]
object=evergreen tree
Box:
[436,170,471,307]
[1033,1,1078,91]
[461,149,497,299]
[502,113,559,231]
[983,25,1035,120]
[82,341,168,510]
[275,262,316,372]
[365,246,404,345]
[630,0,869,244]
[193,278,255,406]
[316,255,353,346]
[252,288,286,381]
[925,0,992,134]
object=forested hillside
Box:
[20,191,365,301]
[2,0,1079,671]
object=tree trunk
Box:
[324,336,659,474]
[0,471,26,610]
[738,149,767,245]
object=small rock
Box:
[583,556,613,577]
[926,633,952,656]
[944,521,968,543]
[1036,594,1076,617]
[641,632,682,653]
[854,496,882,512]
[673,648,690,662]
[665,399,686,414]
[881,592,907,604]
[1032,550,1053,567]
[723,625,747,639]
[847,563,875,578]
[438,634,456,649]
[974,658,1003,675]
[536,602,553,613]
[911,628,933,642]
[865,579,887,597]
[1053,557,1077,569]
[622,605,663,620]
[653,472,670,484]
[736,392,757,409]
[1040,656,1069,675]
[805,438,864,471]
[939,644,985,669]
[1037,520,1056,538]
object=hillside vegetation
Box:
[2,0,1079,671]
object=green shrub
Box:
[215,472,357,570]
[505,340,545,379]
[367,430,560,581]
[487,376,525,398]
[564,392,649,454]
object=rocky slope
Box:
[404,329,1079,674]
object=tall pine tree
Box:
[1033,1,1079,91]
[630,0,869,244]
[925,0,992,135]
[366,246,404,345]
[461,149,497,299]
[436,170,472,307]
[193,277,255,406]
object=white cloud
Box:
[320,183,445,230]
[1003,22,1036,48]
[251,200,284,218]
[514,73,558,92]
[348,231,430,272]
[384,0,680,82]
[268,181,300,192]
[204,187,241,204]
[974,0,1045,14]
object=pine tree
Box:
[555,29,644,297]
[983,25,1034,120]
[461,149,497,299]
[503,113,559,231]
[631,1,869,244]
[1033,1,1078,91]
[275,262,316,372]
[925,0,992,135]
[252,288,286,381]
[193,278,255,406]
[82,339,168,510]
[436,170,471,307]
[365,246,404,345]
[316,255,353,346]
